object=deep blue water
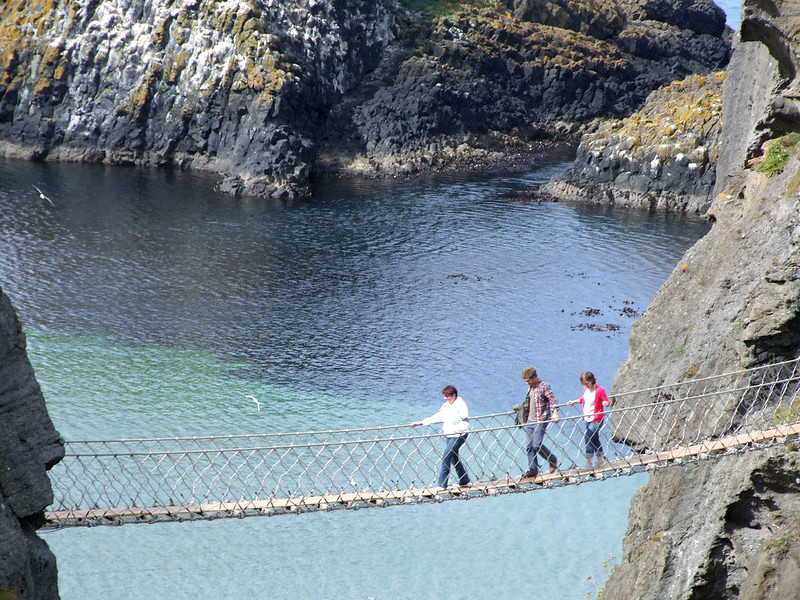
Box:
[0,155,710,599]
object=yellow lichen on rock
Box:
[163,51,189,85]
[580,72,725,165]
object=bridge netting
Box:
[44,358,800,528]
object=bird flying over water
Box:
[245,394,261,411]
[33,185,55,206]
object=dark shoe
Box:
[522,470,537,478]
[548,463,558,474]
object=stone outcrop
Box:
[616,0,727,36]
[603,449,800,600]
[599,1,800,598]
[0,0,729,197]
[0,0,402,199]
[0,287,64,600]
[317,0,730,177]
[543,71,724,214]
[715,0,800,197]
[544,1,800,216]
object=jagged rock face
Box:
[598,1,800,598]
[741,0,800,99]
[544,71,724,214]
[611,0,800,399]
[0,287,64,600]
[0,0,728,196]
[0,0,402,198]
[536,0,730,214]
[716,0,800,190]
[603,450,800,600]
[501,0,626,40]
[319,2,729,177]
[619,0,727,36]
[609,154,800,434]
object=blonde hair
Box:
[521,366,537,379]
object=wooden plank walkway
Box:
[45,423,800,526]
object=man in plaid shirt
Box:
[521,366,560,478]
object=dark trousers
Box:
[524,422,557,475]
[438,433,470,487]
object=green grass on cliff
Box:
[399,0,499,18]
[765,520,800,555]
[773,396,800,426]
[755,133,800,176]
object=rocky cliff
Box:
[317,0,729,177]
[543,70,724,214]
[0,287,64,600]
[0,0,729,198]
[597,1,800,598]
[544,1,800,217]
[0,0,402,198]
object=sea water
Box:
[1,154,710,599]
[0,5,742,597]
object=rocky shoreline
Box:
[542,71,725,215]
[0,0,730,199]
[4,0,800,599]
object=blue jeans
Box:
[524,422,557,475]
[438,434,470,487]
[584,420,603,456]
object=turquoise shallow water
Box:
[1,155,711,599]
[0,8,741,597]
[48,479,643,600]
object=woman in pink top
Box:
[567,371,610,467]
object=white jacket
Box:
[422,396,469,436]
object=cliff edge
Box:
[601,1,800,598]
[0,287,64,600]
[0,0,729,198]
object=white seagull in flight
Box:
[33,185,55,206]
[245,394,261,411]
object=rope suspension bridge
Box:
[44,358,800,529]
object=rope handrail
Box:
[58,356,800,446]
[44,357,800,528]
[608,356,800,400]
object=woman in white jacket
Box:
[412,385,470,488]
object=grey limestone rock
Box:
[603,450,800,600]
[600,0,800,597]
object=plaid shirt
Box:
[527,381,556,422]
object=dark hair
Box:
[580,371,596,385]
[442,385,458,397]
